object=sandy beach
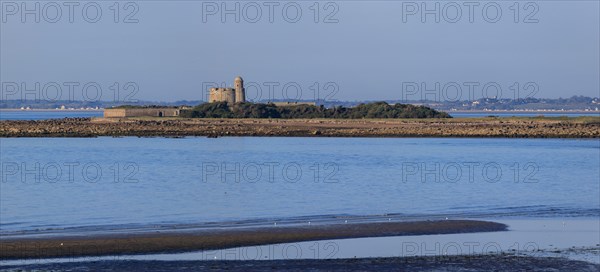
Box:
[0,220,505,260]
[2,219,598,271]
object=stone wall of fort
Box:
[104,108,180,118]
[209,88,235,104]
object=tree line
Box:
[179,102,451,119]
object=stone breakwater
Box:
[0,117,599,138]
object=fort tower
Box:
[234,76,245,103]
[209,76,246,104]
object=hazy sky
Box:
[1,1,599,102]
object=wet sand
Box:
[0,220,505,260]
[1,117,599,138]
[2,254,599,271]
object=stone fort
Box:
[104,76,315,118]
[209,76,245,104]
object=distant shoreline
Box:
[0,109,103,112]
[1,109,598,114]
[449,110,600,114]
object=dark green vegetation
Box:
[179,102,451,119]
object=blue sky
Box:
[1,1,599,102]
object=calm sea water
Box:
[0,111,103,120]
[1,137,598,235]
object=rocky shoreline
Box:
[1,117,599,138]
